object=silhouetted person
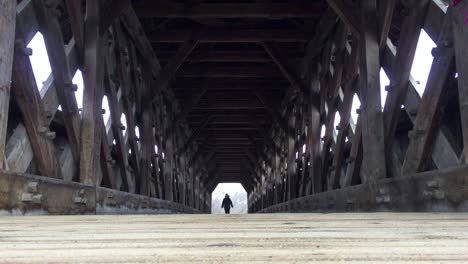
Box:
[221,193,233,214]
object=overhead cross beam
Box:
[134,2,325,18]
[150,29,311,43]
[151,37,199,102]
[325,0,360,36]
[177,115,213,155]
[99,0,131,35]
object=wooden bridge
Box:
[1,0,468,230]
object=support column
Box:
[452,0,468,163]
[359,0,386,181]
[80,0,104,185]
[0,0,16,168]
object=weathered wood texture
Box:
[2,0,467,214]
[0,0,16,168]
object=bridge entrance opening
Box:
[211,183,247,214]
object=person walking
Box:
[221,193,233,214]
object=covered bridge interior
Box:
[0,0,467,215]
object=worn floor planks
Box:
[0,213,468,263]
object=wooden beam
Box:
[402,11,455,175]
[134,2,325,18]
[139,108,153,196]
[64,0,84,59]
[104,41,134,193]
[80,0,103,185]
[172,86,209,127]
[178,115,213,154]
[307,63,323,194]
[342,117,362,187]
[378,0,396,49]
[12,42,62,178]
[33,0,81,163]
[301,9,338,78]
[151,38,198,102]
[325,0,360,36]
[0,0,16,168]
[100,0,131,35]
[329,79,356,190]
[253,91,289,132]
[382,0,430,165]
[381,35,459,170]
[177,65,281,79]
[159,50,303,63]
[150,29,311,43]
[261,42,308,96]
[358,0,386,182]
[287,109,298,200]
[452,0,468,163]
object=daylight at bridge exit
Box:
[0,0,468,262]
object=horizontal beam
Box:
[258,165,468,213]
[158,50,303,63]
[134,3,326,18]
[172,79,288,90]
[176,65,282,78]
[150,29,312,43]
[0,171,200,215]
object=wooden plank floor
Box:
[1,213,468,263]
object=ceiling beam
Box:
[134,3,326,18]
[151,37,198,102]
[159,50,303,63]
[325,0,360,36]
[176,65,281,78]
[150,29,311,43]
[261,41,310,97]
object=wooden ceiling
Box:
[132,0,329,185]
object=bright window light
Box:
[135,126,140,139]
[102,96,110,124]
[410,29,437,97]
[351,94,361,122]
[72,70,84,110]
[27,33,52,91]
[302,144,306,153]
[334,112,341,132]
[380,68,390,108]
[120,113,127,134]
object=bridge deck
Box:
[1,213,468,263]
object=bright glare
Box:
[211,183,247,214]
[120,114,127,133]
[27,33,52,91]
[102,96,110,124]
[410,29,437,97]
[72,70,84,110]
[351,94,361,122]
[380,68,390,108]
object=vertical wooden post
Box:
[287,108,297,200]
[163,105,175,201]
[358,0,386,182]
[139,106,153,196]
[307,79,322,194]
[452,0,468,163]
[80,0,104,185]
[0,0,16,168]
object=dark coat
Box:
[221,197,233,209]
